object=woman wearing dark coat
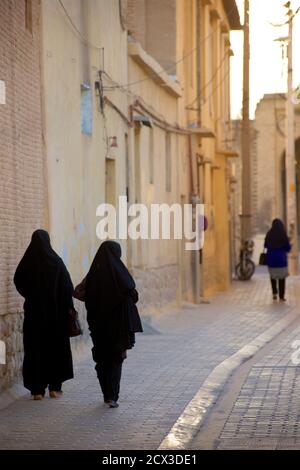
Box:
[83,240,143,408]
[264,219,291,301]
[14,230,74,400]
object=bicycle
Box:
[235,239,256,280]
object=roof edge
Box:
[222,0,242,30]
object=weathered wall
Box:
[41,0,129,337]
[0,0,47,391]
[127,0,146,47]
[127,41,190,311]
[133,265,180,315]
[232,95,300,265]
[250,94,300,258]
[254,94,300,233]
[253,95,300,230]
[176,0,236,297]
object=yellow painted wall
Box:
[176,0,234,297]
[127,42,195,310]
[41,0,128,288]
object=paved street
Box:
[1,273,300,450]
[190,300,300,450]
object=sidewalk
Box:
[0,273,299,450]
[194,315,300,450]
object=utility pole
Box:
[285,3,298,274]
[241,0,251,242]
[194,0,202,302]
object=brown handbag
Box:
[73,277,86,302]
[68,307,83,337]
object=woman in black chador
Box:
[84,240,143,408]
[14,230,74,400]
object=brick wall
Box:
[0,0,46,391]
[145,0,176,74]
[127,0,176,73]
[127,0,147,47]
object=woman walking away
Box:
[84,240,143,408]
[264,219,291,302]
[14,230,74,400]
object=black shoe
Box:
[273,295,277,300]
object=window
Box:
[81,83,93,135]
[165,132,171,192]
[25,0,33,33]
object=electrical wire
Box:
[188,64,231,116]
[185,54,229,109]
[57,0,239,92]
[102,71,176,125]
[56,0,240,139]
[103,4,240,91]
[104,61,231,136]
[104,54,231,121]
[57,0,103,49]
[270,4,300,27]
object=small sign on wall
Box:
[81,83,93,135]
[0,80,6,104]
[0,340,5,365]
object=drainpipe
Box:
[188,133,196,196]
[188,133,201,304]
[194,0,203,301]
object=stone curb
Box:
[158,307,300,450]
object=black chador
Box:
[84,240,143,408]
[14,230,74,398]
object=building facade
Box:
[176,0,241,296]
[126,1,196,310]
[126,0,241,302]
[250,94,300,260]
[40,0,130,344]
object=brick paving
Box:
[214,321,300,450]
[0,273,299,450]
